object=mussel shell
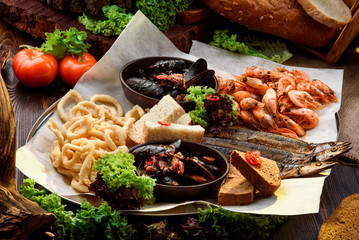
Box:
[149,59,187,74]
[125,77,163,97]
[183,58,208,81]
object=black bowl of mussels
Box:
[129,139,229,202]
[120,56,218,111]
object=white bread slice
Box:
[218,164,254,206]
[297,0,352,28]
[127,95,186,144]
[230,150,281,197]
[140,121,204,144]
[174,113,192,125]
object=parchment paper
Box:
[16,11,343,216]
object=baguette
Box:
[230,150,281,197]
[218,163,254,206]
[201,0,339,47]
[140,121,205,144]
[318,193,359,240]
[127,95,186,144]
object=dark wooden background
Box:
[2,16,359,239]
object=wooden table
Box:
[1,19,359,240]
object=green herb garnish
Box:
[186,85,216,128]
[19,178,136,240]
[78,5,133,37]
[93,152,155,202]
[210,29,292,63]
[136,0,194,32]
[198,205,287,240]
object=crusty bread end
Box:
[230,150,281,197]
[318,193,359,240]
[218,164,254,206]
[297,0,352,28]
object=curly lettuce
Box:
[19,178,136,240]
[136,0,194,32]
[78,5,133,37]
[93,152,155,201]
[198,205,287,240]
[186,86,216,128]
[210,29,292,63]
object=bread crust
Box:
[201,0,339,47]
[318,193,359,240]
[230,150,281,197]
[297,0,352,28]
[218,164,254,205]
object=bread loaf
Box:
[127,95,186,144]
[201,0,339,47]
[318,193,359,240]
[140,121,205,143]
[218,163,254,205]
[230,150,281,197]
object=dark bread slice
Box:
[230,150,281,197]
[318,193,359,240]
[218,163,254,206]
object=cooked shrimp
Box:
[277,75,296,97]
[311,79,338,103]
[276,113,305,137]
[252,105,277,130]
[270,128,299,139]
[240,97,263,110]
[288,90,323,109]
[241,77,269,96]
[291,70,310,84]
[262,88,277,117]
[283,107,319,130]
[245,66,272,82]
[239,110,261,130]
[278,96,294,113]
[232,90,261,103]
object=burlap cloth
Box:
[285,37,359,163]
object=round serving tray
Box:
[24,99,341,216]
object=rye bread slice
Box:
[297,0,352,28]
[230,150,281,197]
[218,163,254,206]
[318,193,359,240]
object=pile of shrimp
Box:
[217,66,338,139]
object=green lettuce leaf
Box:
[136,0,194,32]
[19,178,136,240]
[210,29,292,63]
[93,152,156,201]
[78,5,133,37]
[186,86,216,128]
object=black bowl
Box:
[119,56,218,111]
[129,140,229,202]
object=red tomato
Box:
[12,49,58,88]
[59,52,97,87]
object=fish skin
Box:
[202,138,343,179]
[204,126,352,156]
[202,137,316,165]
[279,162,338,179]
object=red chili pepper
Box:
[206,95,220,101]
[245,151,262,167]
[158,121,171,126]
[156,74,170,80]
